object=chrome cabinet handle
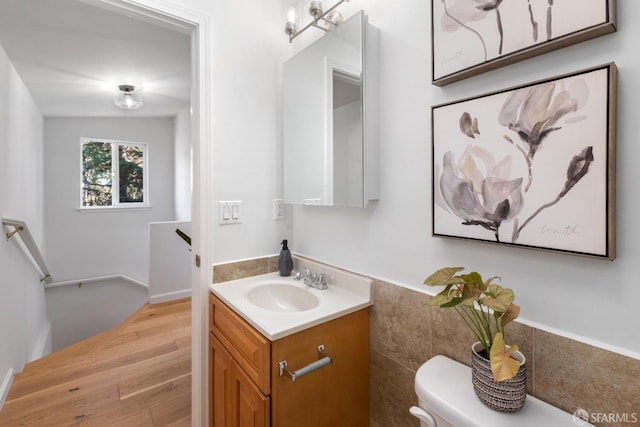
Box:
[278,344,333,381]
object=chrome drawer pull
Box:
[278,344,333,381]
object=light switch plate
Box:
[219,201,242,225]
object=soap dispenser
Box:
[279,239,293,276]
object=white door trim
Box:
[91,1,213,425]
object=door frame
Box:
[89,1,213,425]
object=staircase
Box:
[0,298,192,426]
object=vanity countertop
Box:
[209,260,373,340]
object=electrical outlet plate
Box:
[273,198,284,220]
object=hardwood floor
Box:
[0,298,192,426]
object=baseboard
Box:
[29,321,52,362]
[149,288,192,304]
[0,368,14,411]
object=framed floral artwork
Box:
[432,0,617,86]
[432,63,617,260]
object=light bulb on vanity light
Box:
[309,1,323,19]
[284,6,298,40]
[287,6,297,23]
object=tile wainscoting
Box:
[213,257,640,427]
[212,256,279,283]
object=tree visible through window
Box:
[81,139,147,207]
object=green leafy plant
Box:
[424,267,521,381]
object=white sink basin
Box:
[211,258,373,339]
[247,282,319,312]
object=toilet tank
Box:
[411,355,594,427]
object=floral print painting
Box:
[432,0,616,85]
[432,64,616,259]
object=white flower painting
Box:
[432,0,616,85]
[432,64,616,259]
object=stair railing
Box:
[2,218,51,282]
[45,274,147,290]
[175,228,191,246]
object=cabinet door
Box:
[211,332,270,427]
[230,362,270,427]
[211,332,233,427]
[271,308,370,427]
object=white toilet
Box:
[411,355,593,427]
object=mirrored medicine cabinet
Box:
[283,10,379,207]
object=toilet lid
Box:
[414,355,593,426]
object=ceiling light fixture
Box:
[284,0,349,43]
[114,84,143,110]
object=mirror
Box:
[283,11,378,207]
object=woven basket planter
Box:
[471,342,527,412]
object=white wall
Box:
[44,117,176,283]
[45,278,147,351]
[174,106,192,221]
[287,0,640,358]
[0,44,49,404]
[209,0,292,263]
[148,220,191,303]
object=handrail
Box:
[2,218,51,282]
[175,228,191,246]
[45,274,148,290]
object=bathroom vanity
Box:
[209,262,373,427]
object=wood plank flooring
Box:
[0,298,192,426]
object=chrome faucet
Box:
[294,267,328,290]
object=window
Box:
[81,138,148,208]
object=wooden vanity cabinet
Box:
[210,293,270,427]
[209,292,370,427]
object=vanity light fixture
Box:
[114,84,143,110]
[284,0,349,43]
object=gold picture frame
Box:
[432,63,617,260]
[432,0,617,86]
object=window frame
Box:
[79,138,150,210]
